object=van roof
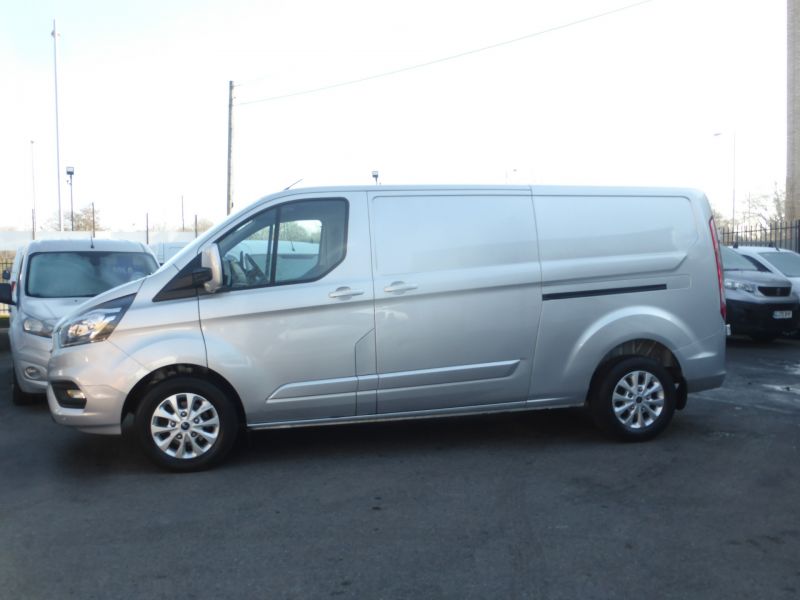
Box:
[23,238,152,254]
[259,184,707,200]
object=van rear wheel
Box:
[590,357,676,441]
[134,377,238,472]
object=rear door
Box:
[198,191,376,424]
[369,188,542,414]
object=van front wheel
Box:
[134,377,239,472]
[590,358,676,441]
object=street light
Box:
[371,170,379,185]
[713,132,737,230]
[66,166,75,230]
[30,141,37,239]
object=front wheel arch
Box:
[134,376,241,471]
[123,364,246,428]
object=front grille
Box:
[759,286,791,297]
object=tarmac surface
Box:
[0,331,799,599]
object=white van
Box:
[0,239,158,404]
[45,186,727,471]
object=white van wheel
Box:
[591,357,676,441]
[135,377,238,471]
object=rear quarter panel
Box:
[528,188,725,403]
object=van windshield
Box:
[26,251,159,298]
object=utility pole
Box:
[181,194,185,231]
[52,20,63,231]
[226,80,234,215]
[30,141,37,239]
[788,0,800,223]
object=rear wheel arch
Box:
[587,338,687,410]
[588,355,678,440]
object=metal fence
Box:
[720,220,800,252]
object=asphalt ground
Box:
[0,332,798,599]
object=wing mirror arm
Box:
[200,244,223,293]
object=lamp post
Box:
[52,20,63,232]
[714,132,737,230]
[30,141,37,239]
[66,166,74,230]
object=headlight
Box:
[22,316,56,338]
[724,280,756,293]
[57,294,135,348]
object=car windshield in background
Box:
[760,251,800,277]
[26,252,158,298]
[721,246,759,271]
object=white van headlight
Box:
[22,316,56,338]
[58,295,135,348]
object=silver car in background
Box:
[721,245,799,341]
[732,245,800,297]
[0,239,158,404]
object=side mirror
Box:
[201,244,223,293]
[0,282,14,306]
[2,269,10,281]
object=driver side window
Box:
[216,198,348,290]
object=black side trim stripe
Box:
[542,284,667,301]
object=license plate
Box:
[773,310,793,319]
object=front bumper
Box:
[726,299,800,336]
[11,332,52,395]
[47,340,145,435]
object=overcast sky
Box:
[0,0,787,231]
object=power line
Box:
[236,0,656,106]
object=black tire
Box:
[590,357,677,441]
[134,377,239,472]
[12,370,40,406]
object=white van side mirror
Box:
[201,244,224,293]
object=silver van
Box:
[0,239,158,404]
[45,186,727,471]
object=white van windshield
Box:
[26,251,158,298]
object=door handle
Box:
[328,287,365,300]
[384,281,418,294]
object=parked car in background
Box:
[732,245,800,297]
[0,239,159,405]
[720,245,800,341]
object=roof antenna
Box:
[283,178,303,191]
